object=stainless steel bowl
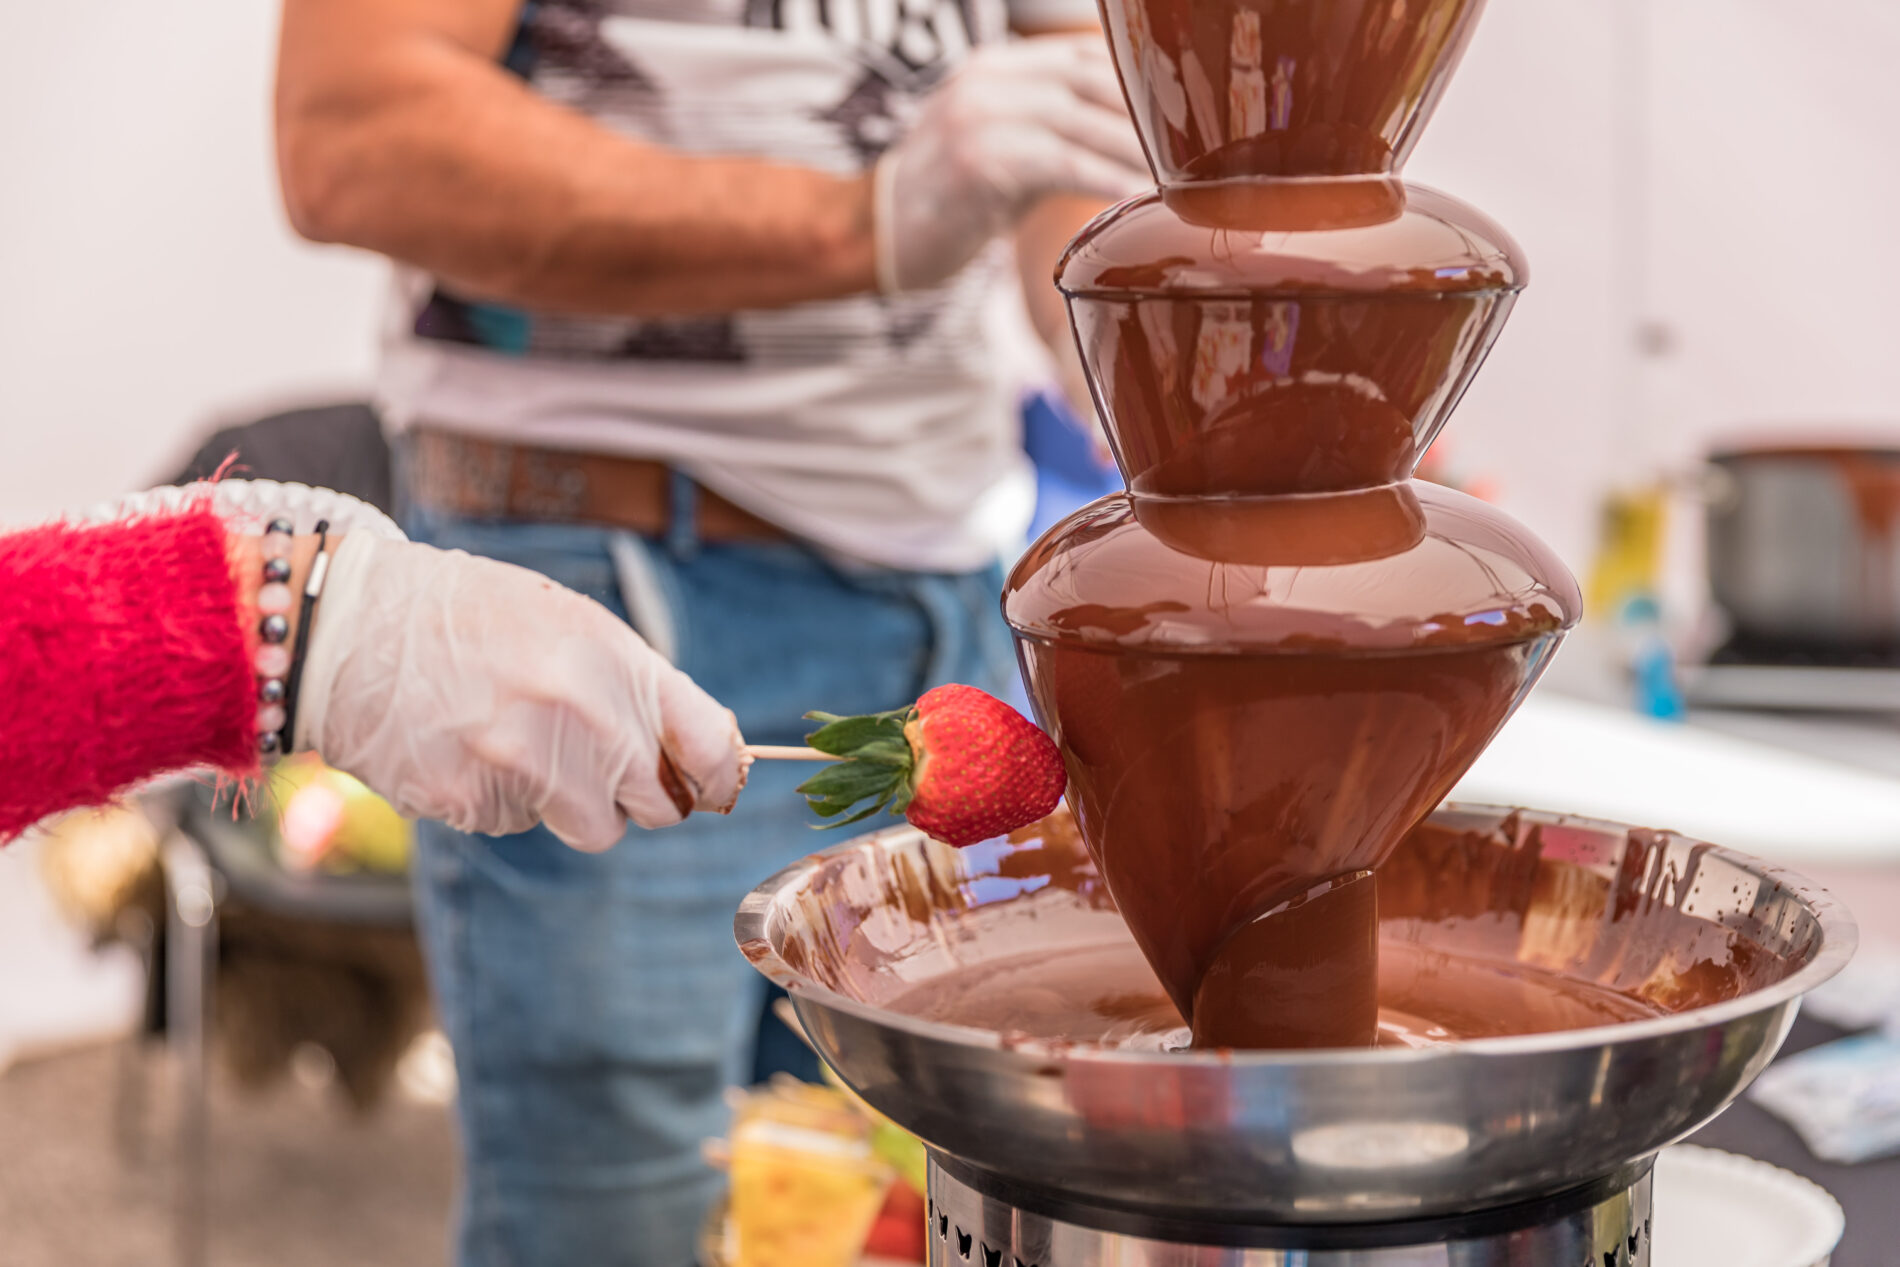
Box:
[735,804,1854,1225]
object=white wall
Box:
[0,1,385,529]
[1412,0,1900,571]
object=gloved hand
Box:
[295,535,749,851]
[876,35,1149,293]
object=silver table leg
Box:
[112,908,157,1167]
[163,834,219,1267]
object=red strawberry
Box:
[795,684,1067,848]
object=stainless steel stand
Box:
[926,1153,1652,1266]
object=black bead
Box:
[258,678,286,704]
[266,518,294,536]
[262,556,292,583]
[258,730,282,756]
[259,614,290,643]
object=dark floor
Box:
[0,1039,452,1266]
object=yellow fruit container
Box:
[721,1081,892,1267]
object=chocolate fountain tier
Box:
[1060,183,1524,495]
[1005,483,1579,1025]
[1058,182,1524,295]
[1004,482,1577,651]
[735,806,1854,1225]
[1102,0,1489,182]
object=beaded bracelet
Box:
[281,521,331,754]
[253,518,332,757]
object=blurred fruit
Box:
[330,776,410,872]
[869,1119,927,1196]
[862,1182,926,1261]
[268,755,411,874]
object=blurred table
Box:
[1691,705,1900,782]
[1688,1011,1895,1267]
[1545,624,1900,782]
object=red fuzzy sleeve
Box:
[0,507,258,840]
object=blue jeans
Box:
[404,497,1014,1267]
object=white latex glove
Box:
[295,535,750,851]
[876,35,1150,293]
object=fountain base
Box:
[927,1151,1651,1264]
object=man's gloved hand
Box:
[876,35,1149,293]
[296,535,749,851]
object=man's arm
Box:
[1008,13,1124,416]
[274,0,876,316]
[1016,194,1103,359]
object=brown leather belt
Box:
[408,427,787,541]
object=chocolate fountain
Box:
[1006,0,1578,1052]
[736,0,1856,1260]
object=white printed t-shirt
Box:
[376,0,1095,571]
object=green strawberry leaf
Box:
[803,708,913,758]
[795,704,922,830]
[887,780,916,816]
[844,737,911,766]
[796,761,901,804]
[820,793,902,828]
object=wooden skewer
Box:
[745,744,837,762]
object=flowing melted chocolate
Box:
[1006,488,1577,1047]
[1191,871,1379,1048]
[1015,631,1557,1039]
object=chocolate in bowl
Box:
[734,804,1852,1222]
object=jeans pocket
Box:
[607,531,684,665]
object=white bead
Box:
[257,582,294,615]
[255,644,291,677]
[256,704,287,734]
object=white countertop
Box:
[1454,691,1900,866]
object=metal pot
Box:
[1707,444,1900,646]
